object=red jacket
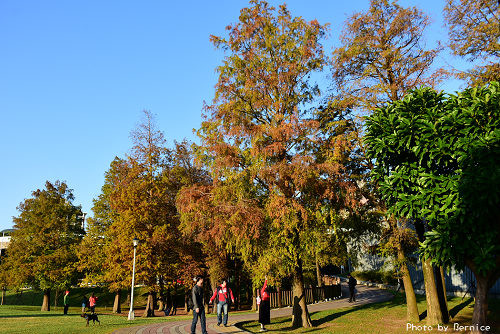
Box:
[261,279,269,301]
[210,285,234,303]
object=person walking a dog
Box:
[209,278,235,327]
[190,276,207,334]
[63,290,70,315]
[81,295,88,313]
[89,293,97,313]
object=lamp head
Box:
[133,238,139,247]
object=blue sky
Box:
[0,0,468,230]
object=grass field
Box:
[0,304,196,334]
[2,289,499,334]
[0,286,190,334]
[238,293,500,334]
[1,286,176,311]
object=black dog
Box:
[81,313,100,326]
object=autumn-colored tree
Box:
[104,112,204,317]
[189,1,363,327]
[3,181,84,311]
[444,0,500,85]
[0,263,8,305]
[77,157,125,313]
[177,179,265,313]
[331,0,445,324]
[105,111,178,317]
[331,0,442,111]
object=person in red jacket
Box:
[89,293,97,314]
[209,279,235,326]
[259,277,270,331]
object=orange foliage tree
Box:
[178,1,362,327]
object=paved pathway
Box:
[113,285,393,334]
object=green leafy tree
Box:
[106,111,177,317]
[77,157,124,313]
[444,0,500,85]
[3,181,83,311]
[365,82,500,330]
[331,0,445,323]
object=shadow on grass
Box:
[239,293,404,332]
[0,313,82,318]
[449,298,473,319]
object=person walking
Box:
[348,274,357,302]
[190,276,207,334]
[63,290,70,315]
[81,295,88,313]
[209,278,235,327]
[171,290,177,316]
[259,277,270,332]
[89,293,97,313]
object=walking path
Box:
[113,285,393,334]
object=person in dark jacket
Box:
[191,276,207,334]
[259,277,270,332]
[81,295,88,313]
[209,278,235,327]
[348,274,357,302]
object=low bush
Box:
[351,270,397,285]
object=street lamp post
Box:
[128,237,139,320]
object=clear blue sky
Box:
[0,0,468,230]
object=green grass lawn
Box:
[1,286,171,310]
[238,293,500,334]
[0,304,194,334]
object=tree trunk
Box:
[252,287,257,311]
[41,288,51,311]
[1,288,5,305]
[422,258,444,325]
[143,291,156,317]
[291,259,312,328]
[465,258,498,334]
[158,276,165,311]
[315,254,323,287]
[434,266,449,323]
[210,277,217,314]
[157,294,164,311]
[415,219,446,325]
[277,286,282,308]
[236,264,241,310]
[398,248,419,323]
[471,274,491,334]
[54,289,59,309]
[113,290,121,313]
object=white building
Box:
[0,229,13,257]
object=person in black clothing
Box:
[191,276,207,334]
[81,295,88,313]
[348,274,357,302]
